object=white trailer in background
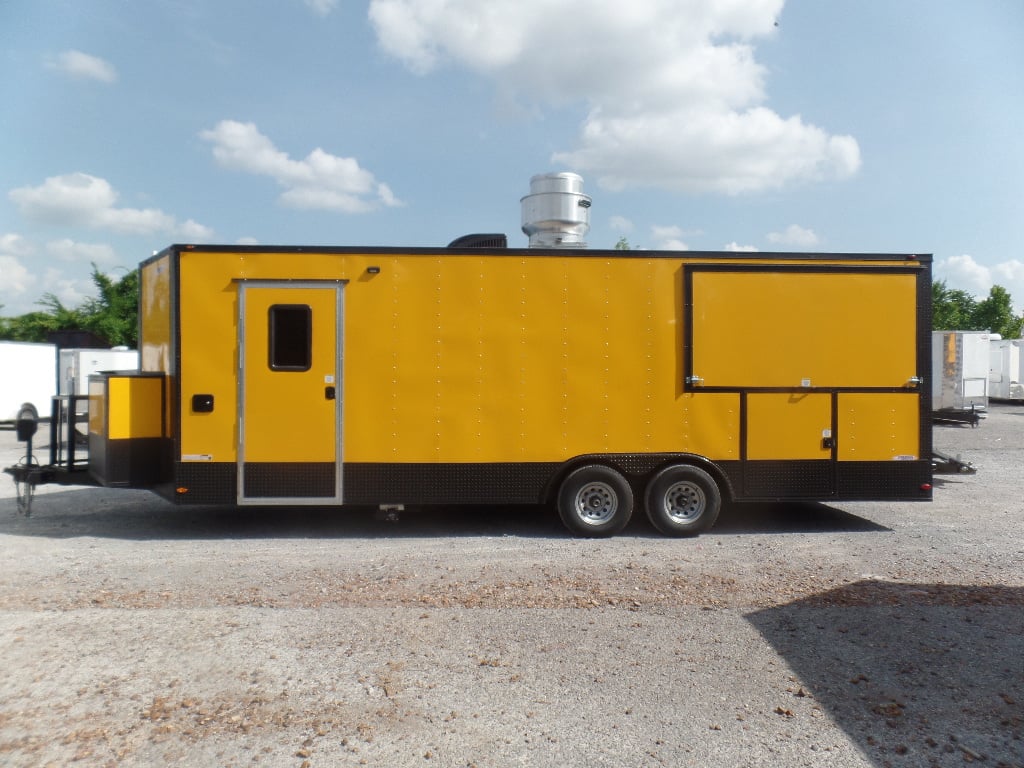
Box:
[989,338,1024,401]
[58,347,140,397]
[0,341,58,422]
[1,344,141,418]
[931,330,991,425]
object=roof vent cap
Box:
[520,172,591,248]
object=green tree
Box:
[0,295,86,342]
[972,285,1023,339]
[0,265,139,346]
[614,236,631,250]
[931,280,977,330]
[932,279,1024,338]
[79,267,139,347]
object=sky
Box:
[1,0,1023,318]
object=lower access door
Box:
[744,392,835,497]
[238,281,344,504]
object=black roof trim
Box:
[148,243,932,265]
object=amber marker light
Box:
[176,487,189,494]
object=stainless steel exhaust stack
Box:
[520,172,591,248]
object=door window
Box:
[268,304,311,371]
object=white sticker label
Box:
[325,375,335,384]
[182,454,213,462]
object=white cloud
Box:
[767,224,819,248]
[47,238,117,264]
[993,260,1024,298]
[8,173,214,239]
[0,233,34,258]
[40,268,96,309]
[936,254,1024,315]
[179,219,215,240]
[609,215,633,233]
[651,225,684,240]
[0,256,37,298]
[304,0,338,15]
[369,0,860,194]
[200,120,402,213]
[0,235,118,316]
[236,236,260,245]
[651,225,688,251]
[48,50,117,83]
[724,242,759,252]
[0,235,39,315]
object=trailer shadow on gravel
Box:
[747,581,1024,767]
[712,501,890,535]
[0,487,889,541]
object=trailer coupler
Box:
[4,402,93,516]
[4,462,54,517]
[5,405,45,516]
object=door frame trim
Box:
[236,279,345,505]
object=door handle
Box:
[325,386,336,400]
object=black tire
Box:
[644,464,721,536]
[557,464,634,537]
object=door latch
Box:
[325,386,336,400]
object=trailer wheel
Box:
[644,464,721,536]
[557,464,633,537]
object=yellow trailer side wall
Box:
[174,250,918,465]
[88,378,106,438]
[343,255,733,463]
[140,254,174,433]
[177,251,742,464]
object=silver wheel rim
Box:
[574,482,618,525]
[662,481,705,523]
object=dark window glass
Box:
[268,304,311,371]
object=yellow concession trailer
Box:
[82,243,932,536]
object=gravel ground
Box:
[1,404,1022,767]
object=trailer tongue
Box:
[4,395,96,516]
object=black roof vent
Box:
[447,233,508,249]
